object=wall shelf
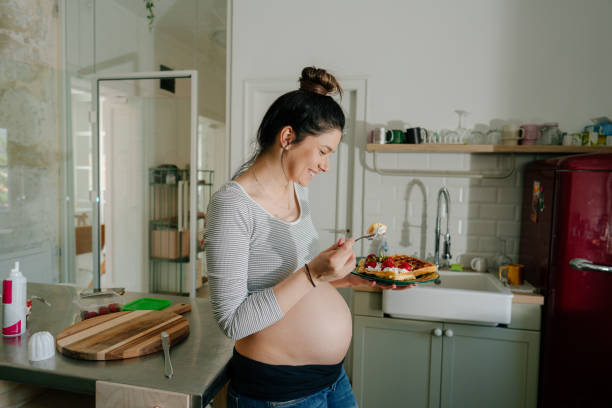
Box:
[366,144,612,154]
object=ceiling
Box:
[114,0,227,50]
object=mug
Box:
[371,127,392,144]
[387,129,405,144]
[521,124,541,145]
[470,257,488,272]
[485,129,502,145]
[537,123,561,145]
[501,137,523,146]
[502,124,525,141]
[499,264,524,286]
[562,133,572,146]
[405,127,426,144]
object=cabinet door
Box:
[353,316,442,408]
[96,381,190,408]
[440,324,539,408]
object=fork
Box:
[354,233,376,242]
[161,331,173,379]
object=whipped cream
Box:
[367,222,387,236]
[364,262,410,274]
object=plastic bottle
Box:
[2,261,27,337]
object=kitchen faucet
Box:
[434,186,452,269]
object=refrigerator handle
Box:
[569,258,612,274]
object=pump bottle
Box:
[2,261,27,337]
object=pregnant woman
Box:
[206,67,397,407]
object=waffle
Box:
[357,254,437,281]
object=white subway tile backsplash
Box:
[480,204,516,220]
[395,153,429,170]
[362,153,526,263]
[479,171,518,187]
[466,220,497,236]
[442,178,472,188]
[467,236,480,251]
[497,221,521,237]
[506,238,518,258]
[451,202,478,220]
[467,187,497,203]
[428,153,467,171]
[444,186,464,203]
[406,199,425,219]
[466,154,499,171]
[497,187,522,204]
[479,237,499,252]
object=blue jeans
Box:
[227,366,358,408]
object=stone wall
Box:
[0,0,60,281]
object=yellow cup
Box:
[499,264,524,286]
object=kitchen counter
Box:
[352,279,545,305]
[0,283,234,407]
[353,282,543,331]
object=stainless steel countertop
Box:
[0,283,234,407]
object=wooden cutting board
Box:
[56,303,191,360]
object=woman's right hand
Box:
[308,237,356,283]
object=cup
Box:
[520,124,541,145]
[499,264,524,286]
[405,127,426,144]
[502,124,524,141]
[371,127,392,144]
[485,129,502,145]
[562,133,572,146]
[537,122,561,145]
[387,129,405,144]
[501,137,523,146]
[470,257,488,272]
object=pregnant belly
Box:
[236,283,352,365]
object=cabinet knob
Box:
[432,328,443,337]
[444,329,454,337]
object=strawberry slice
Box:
[365,260,377,268]
[381,259,395,269]
[398,262,413,271]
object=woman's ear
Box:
[279,126,295,149]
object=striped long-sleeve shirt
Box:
[204,181,319,340]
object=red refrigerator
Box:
[519,153,612,408]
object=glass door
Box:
[91,70,206,297]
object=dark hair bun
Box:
[299,67,343,97]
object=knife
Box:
[161,331,173,379]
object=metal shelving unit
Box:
[148,167,213,295]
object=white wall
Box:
[230,0,612,268]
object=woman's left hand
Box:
[334,273,415,290]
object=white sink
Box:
[382,271,514,325]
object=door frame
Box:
[91,70,199,297]
[239,77,366,248]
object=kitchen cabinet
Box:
[96,381,189,408]
[352,315,540,408]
